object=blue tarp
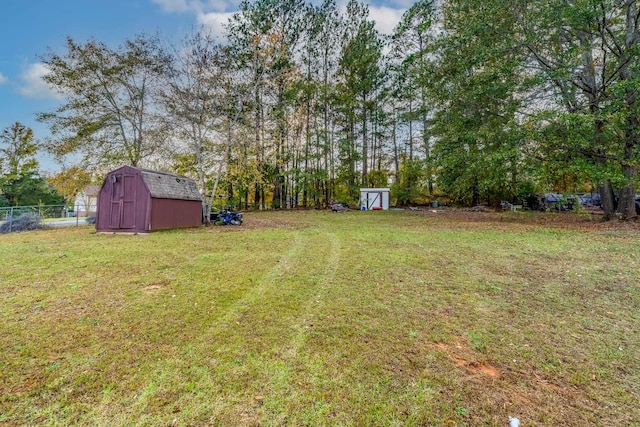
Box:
[543,193,563,203]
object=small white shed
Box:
[360,188,390,210]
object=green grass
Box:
[1,210,639,426]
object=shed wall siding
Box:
[149,198,202,230]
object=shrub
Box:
[0,213,44,234]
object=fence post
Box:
[76,205,79,226]
[8,207,13,233]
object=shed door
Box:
[121,175,136,228]
[108,174,137,229]
[367,192,381,209]
[109,174,123,228]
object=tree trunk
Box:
[209,129,232,215]
[619,129,639,218]
[392,107,399,183]
[303,126,309,208]
[361,101,368,186]
[598,179,616,221]
[408,99,414,161]
[349,113,356,198]
[472,177,480,206]
[617,2,639,219]
[254,183,261,210]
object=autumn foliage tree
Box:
[46,166,93,203]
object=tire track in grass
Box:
[217,230,339,337]
[161,231,338,424]
[214,232,305,328]
[256,231,341,423]
[281,231,341,361]
[139,233,307,423]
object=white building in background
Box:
[73,185,100,216]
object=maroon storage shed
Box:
[96,166,203,233]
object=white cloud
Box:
[385,0,414,8]
[205,0,239,12]
[18,63,63,100]
[197,11,235,39]
[0,72,8,85]
[152,0,198,13]
[153,0,238,13]
[369,5,405,35]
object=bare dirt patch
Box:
[434,341,500,378]
[142,279,171,293]
[206,215,308,232]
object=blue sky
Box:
[0,0,408,173]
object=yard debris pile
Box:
[0,213,44,234]
[330,202,349,213]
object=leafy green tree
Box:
[0,122,39,180]
[514,0,640,219]
[161,29,232,194]
[391,157,425,205]
[336,0,383,196]
[303,0,342,207]
[0,122,42,207]
[1,173,64,206]
[227,0,306,209]
[429,0,527,206]
[390,0,437,194]
[38,34,172,169]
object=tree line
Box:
[4,0,638,219]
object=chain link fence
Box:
[0,204,93,233]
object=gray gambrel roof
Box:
[137,168,202,201]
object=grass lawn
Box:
[1,210,638,426]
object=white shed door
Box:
[367,192,382,209]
